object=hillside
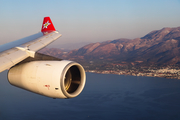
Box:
[39,26,180,67]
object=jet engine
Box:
[8,60,86,99]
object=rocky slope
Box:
[39,26,180,66]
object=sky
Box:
[0,0,180,48]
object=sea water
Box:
[0,71,180,120]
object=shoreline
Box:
[86,69,180,80]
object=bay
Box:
[0,71,180,120]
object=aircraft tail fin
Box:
[41,17,56,33]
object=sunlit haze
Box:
[0,0,180,48]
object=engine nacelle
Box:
[8,60,86,99]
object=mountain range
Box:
[39,26,180,67]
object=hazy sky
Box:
[0,0,180,48]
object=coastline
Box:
[86,68,180,80]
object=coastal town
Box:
[85,64,180,79]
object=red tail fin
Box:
[41,17,56,33]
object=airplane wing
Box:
[0,17,61,73]
[0,17,86,99]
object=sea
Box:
[1,70,180,120]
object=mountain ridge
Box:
[39,26,180,67]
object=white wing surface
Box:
[0,17,61,73]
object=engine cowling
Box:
[8,60,86,99]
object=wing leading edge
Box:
[0,17,62,73]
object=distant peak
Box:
[141,27,174,40]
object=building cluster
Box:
[86,67,180,80]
